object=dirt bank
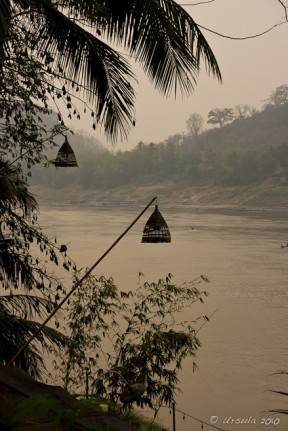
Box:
[31,182,288,210]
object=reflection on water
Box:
[39,206,288,431]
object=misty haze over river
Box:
[40,205,288,431]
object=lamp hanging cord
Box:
[7,196,157,367]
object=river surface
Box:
[39,204,288,431]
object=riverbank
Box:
[31,181,288,210]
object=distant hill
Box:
[182,104,288,151]
[30,104,288,208]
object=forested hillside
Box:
[30,101,288,207]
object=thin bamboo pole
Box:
[172,401,176,431]
[7,196,157,367]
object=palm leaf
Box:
[92,0,222,96]
[0,248,39,290]
[0,293,61,320]
[0,312,67,347]
[0,160,38,214]
[0,309,69,378]
[56,0,222,95]
[22,0,136,141]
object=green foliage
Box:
[121,410,167,431]
[266,85,288,107]
[12,393,166,431]
[207,108,235,127]
[12,394,63,425]
[234,104,257,120]
[212,147,271,186]
[186,113,204,136]
[54,272,210,410]
[12,394,103,427]
[271,143,288,168]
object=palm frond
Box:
[57,0,109,21]
[0,310,69,378]
[94,0,222,96]
[24,1,136,141]
[0,248,38,290]
[0,312,67,347]
[11,179,38,217]
[0,160,38,214]
[1,312,68,361]
[0,293,59,320]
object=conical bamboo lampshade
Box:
[142,204,171,243]
[52,136,78,167]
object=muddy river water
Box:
[39,205,288,431]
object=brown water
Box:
[39,205,288,431]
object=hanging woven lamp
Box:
[142,204,171,243]
[52,136,78,167]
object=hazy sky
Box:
[70,0,288,150]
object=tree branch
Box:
[277,0,288,21]
[179,0,216,5]
[197,20,287,40]
[180,0,288,40]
